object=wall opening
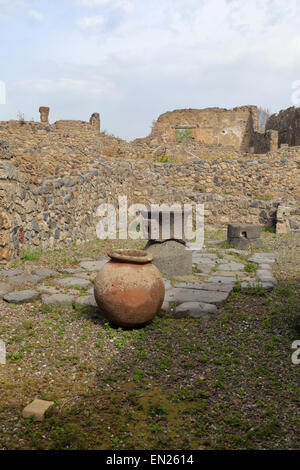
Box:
[175,128,193,143]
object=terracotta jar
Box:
[94,249,165,328]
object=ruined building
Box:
[0,104,299,264]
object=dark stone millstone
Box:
[145,240,192,278]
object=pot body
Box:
[94,259,165,328]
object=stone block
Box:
[227,224,261,239]
[145,240,192,277]
[227,224,262,249]
[3,290,40,304]
[22,399,54,421]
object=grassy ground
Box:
[0,232,299,450]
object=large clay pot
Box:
[94,249,165,328]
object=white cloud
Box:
[76,15,105,31]
[28,9,44,22]
[75,0,133,13]
[13,77,121,100]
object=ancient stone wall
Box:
[251,129,279,154]
[0,137,299,263]
[149,106,260,152]
[266,107,300,147]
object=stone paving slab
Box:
[258,263,275,270]
[41,294,74,306]
[59,267,85,275]
[248,256,276,264]
[56,277,92,289]
[31,268,59,280]
[223,249,250,256]
[193,257,216,265]
[207,276,236,285]
[38,285,62,295]
[3,290,40,304]
[196,263,213,274]
[0,281,13,298]
[168,288,229,305]
[0,269,24,278]
[74,295,97,308]
[219,262,245,271]
[174,302,217,319]
[174,282,233,293]
[79,260,107,271]
[216,270,247,278]
[8,274,42,286]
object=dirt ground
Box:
[0,231,299,450]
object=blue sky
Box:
[0,0,300,140]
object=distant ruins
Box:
[0,104,299,263]
[147,106,280,154]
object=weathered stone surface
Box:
[174,302,217,318]
[196,263,213,274]
[42,294,74,305]
[79,260,107,271]
[258,263,274,270]
[193,256,216,264]
[207,276,236,285]
[224,249,250,256]
[228,224,261,239]
[150,106,260,152]
[59,267,85,275]
[56,277,92,289]
[219,262,245,272]
[0,269,24,278]
[161,301,170,312]
[39,106,50,124]
[38,285,61,295]
[174,282,233,293]
[8,274,42,286]
[31,268,59,280]
[74,295,97,308]
[0,340,5,365]
[0,107,299,266]
[22,398,54,421]
[3,290,40,304]
[256,270,276,283]
[146,240,192,277]
[0,281,13,298]
[248,257,276,265]
[168,288,229,304]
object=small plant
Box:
[262,226,276,234]
[21,249,42,263]
[175,128,193,142]
[244,262,258,273]
[233,280,241,292]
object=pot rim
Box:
[107,249,153,264]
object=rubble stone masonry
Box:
[0,105,299,263]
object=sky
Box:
[0,0,300,141]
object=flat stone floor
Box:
[0,246,279,320]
